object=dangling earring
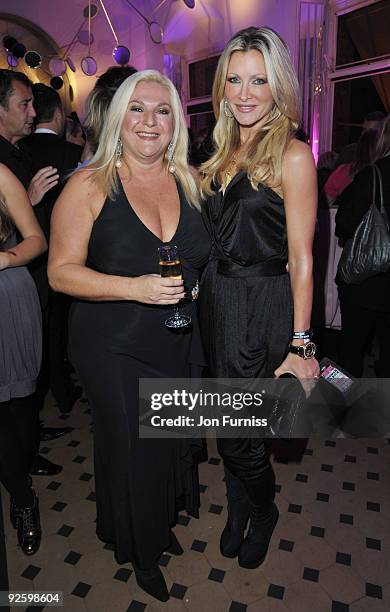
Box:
[224,99,234,119]
[167,141,176,174]
[115,138,123,169]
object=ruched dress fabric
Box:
[200,171,293,379]
[0,234,42,402]
[69,178,210,567]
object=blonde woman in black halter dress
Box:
[49,70,210,602]
[200,27,319,570]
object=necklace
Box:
[224,156,238,186]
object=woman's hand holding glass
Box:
[130,274,185,305]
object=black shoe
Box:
[238,502,279,569]
[133,564,169,602]
[220,501,250,558]
[40,426,73,441]
[220,470,251,558]
[15,491,41,555]
[10,498,19,529]
[57,386,83,414]
[30,454,63,476]
[165,530,183,556]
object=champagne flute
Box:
[158,245,191,329]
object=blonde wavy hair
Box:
[84,70,199,208]
[200,27,301,196]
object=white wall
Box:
[160,0,300,66]
[0,0,302,115]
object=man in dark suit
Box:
[20,84,83,417]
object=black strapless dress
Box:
[69,178,210,567]
[200,171,293,378]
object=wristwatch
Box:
[289,342,316,359]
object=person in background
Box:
[317,151,338,208]
[349,128,378,179]
[200,26,319,571]
[65,112,86,147]
[324,129,378,205]
[335,116,390,377]
[0,69,70,475]
[82,65,137,161]
[0,163,47,555]
[20,84,83,416]
[362,111,385,132]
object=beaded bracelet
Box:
[292,329,313,340]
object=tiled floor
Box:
[2,393,390,611]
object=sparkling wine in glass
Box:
[158,245,191,329]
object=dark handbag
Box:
[337,164,390,284]
[267,374,308,437]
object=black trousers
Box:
[217,438,275,509]
[338,285,390,377]
[36,292,74,411]
[0,395,40,505]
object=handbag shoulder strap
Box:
[372,164,385,214]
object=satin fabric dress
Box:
[200,172,293,496]
[69,178,210,567]
[200,171,293,379]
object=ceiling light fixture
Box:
[124,0,164,44]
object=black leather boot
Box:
[133,564,169,602]
[238,502,279,569]
[238,465,278,569]
[15,491,42,556]
[220,469,250,558]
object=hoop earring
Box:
[167,141,176,174]
[115,138,123,168]
[224,99,234,119]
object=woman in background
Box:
[82,65,137,161]
[336,116,390,377]
[0,164,46,555]
[200,26,318,570]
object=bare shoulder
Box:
[0,163,26,204]
[283,139,315,169]
[0,162,21,186]
[59,169,105,218]
[64,168,100,196]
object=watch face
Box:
[304,342,316,359]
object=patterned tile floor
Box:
[2,393,390,612]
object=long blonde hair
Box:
[84,70,199,208]
[200,27,300,196]
[0,196,13,246]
